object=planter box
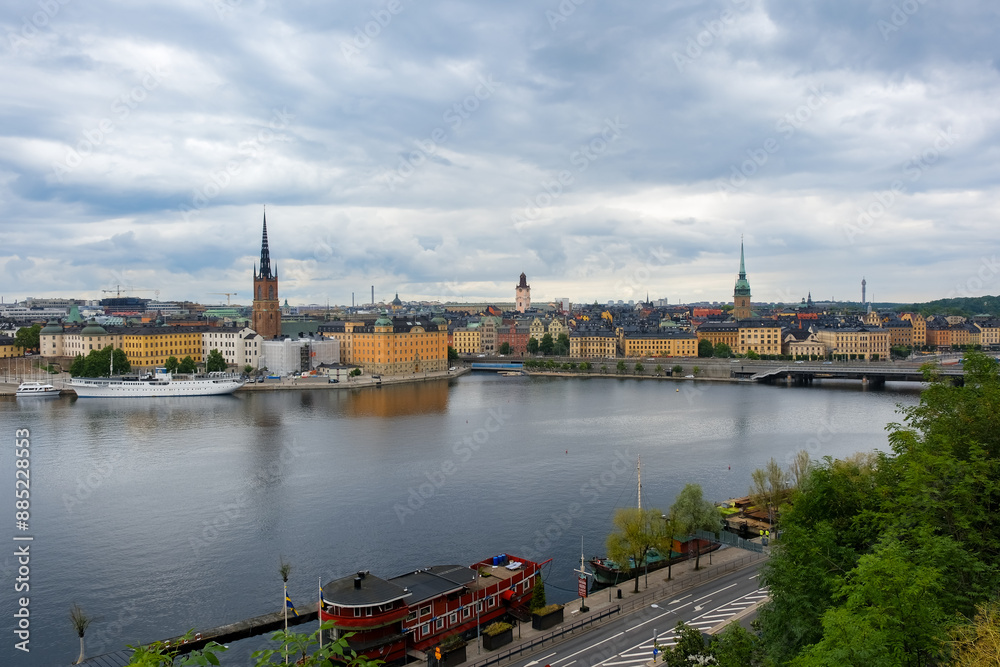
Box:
[532,606,564,630]
[441,645,466,667]
[482,627,513,651]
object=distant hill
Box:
[891,295,1000,318]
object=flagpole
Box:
[284,583,289,665]
[318,576,324,650]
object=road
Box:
[511,561,766,667]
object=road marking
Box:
[525,652,558,666]
[668,594,691,604]
[551,632,624,665]
[693,583,736,604]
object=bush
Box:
[533,603,562,617]
[483,622,512,637]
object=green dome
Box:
[374,310,393,326]
[80,320,108,336]
[431,316,447,325]
[40,320,64,334]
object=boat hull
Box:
[69,377,244,397]
[16,382,61,398]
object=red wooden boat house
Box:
[320,554,542,663]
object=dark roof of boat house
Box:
[388,565,477,605]
[323,572,411,608]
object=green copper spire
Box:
[734,240,751,297]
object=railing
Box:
[695,529,763,553]
[464,605,621,667]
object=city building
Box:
[122,326,209,369]
[260,336,340,376]
[900,313,927,348]
[515,272,531,313]
[782,329,826,359]
[619,329,698,358]
[451,325,481,355]
[202,327,263,369]
[351,314,448,375]
[252,213,281,340]
[733,242,752,321]
[814,327,889,360]
[569,330,618,358]
[0,336,18,358]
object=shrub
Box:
[483,622,513,637]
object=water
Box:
[0,374,921,666]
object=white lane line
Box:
[551,632,625,665]
[693,583,736,604]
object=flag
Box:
[286,594,299,616]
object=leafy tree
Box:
[749,457,787,527]
[529,577,546,611]
[243,364,255,375]
[252,625,381,667]
[616,360,627,374]
[447,346,459,360]
[692,366,700,376]
[72,346,131,377]
[746,349,760,360]
[658,621,712,666]
[600,364,608,374]
[527,337,540,354]
[580,361,592,371]
[670,484,720,570]
[540,333,554,355]
[713,342,732,358]
[498,342,511,355]
[178,356,197,373]
[554,333,570,356]
[606,507,665,593]
[205,349,227,373]
[698,339,714,357]
[15,323,41,352]
[671,364,683,376]
[634,362,644,374]
[69,354,87,377]
[124,631,228,666]
[164,356,180,373]
[655,364,663,376]
[949,599,1000,666]
[711,623,763,667]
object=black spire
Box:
[258,211,272,279]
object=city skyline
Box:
[2,2,999,305]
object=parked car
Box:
[328,378,339,384]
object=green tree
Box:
[527,337,540,355]
[178,356,197,373]
[606,507,665,593]
[658,621,712,666]
[655,364,663,376]
[616,360,627,374]
[498,342,511,355]
[540,333,554,355]
[15,323,41,352]
[698,339,714,357]
[124,631,227,666]
[749,457,787,527]
[711,623,763,667]
[205,349,227,373]
[746,349,760,360]
[529,577,546,611]
[580,361,592,371]
[713,342,732,358]
[671,364,682,376]
[244,364,255,375]
[634,362,644,374]
[447,346,459,360]
[554,333,570,356]
[69,354,87,377]
[692,366,700,376]
[349,368,362,377]
[164,356,180,373]
[670,484,720,570]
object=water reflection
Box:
[345,380,450,417]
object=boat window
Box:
[419,605,431,618]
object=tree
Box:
[447,346,459,361]
[70,354,86,377]
[205,349,227,373]
[658,621,712,667]
[70,603,92,665]
[671,364,682,376]
[498,342,511,355]
[606,507,664,593]
[244,364,255,375]
[125,631,227,666]
[252,625,381,667]
[177,356,197,374]
[529,577,546,611]
[634,362,644,374]
[710,623,763,667]
[698,339,714,357]
[540,333,554,355]
[527,337,540,354]
[746,349,760,360]
[350,368,362,377]
[692,366,700,376]
[580,361,592,371]
[670,484,720,570]
[616,360,627,374]
[749,457,787,527]
[164,356,180,373]
[655,364,663,376]
[949,600,1000,666]
[554,333,570,356]
[15,323,41,352]
[713,342,732,358]
[71,346,131,377]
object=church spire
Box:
[738,239,746,280]
[259,209,273,280]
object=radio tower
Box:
[862,277,867,305]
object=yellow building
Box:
[569,331,617,358]
[352,314,449,375]
[0,336,18,358]
[695,322,739,350]
[814,327,889,360]
[900,313,926,347]
[40,321,125,360]
[976,321,1000,348]
[883,319,913,348]
[737,321,783,356]
[620,331,698,357]
[319,321,364,364]
[782,331,826,359]
[123,326,208,369]
[451,327,481,355]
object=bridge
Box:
[470,361,525,371]
[748,363,964,388]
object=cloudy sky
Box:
[2,0,998,307]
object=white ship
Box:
[16,381,62,398]
[69,368,245,398]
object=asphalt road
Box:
[508,561,766,667]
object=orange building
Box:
[351,314,449,375]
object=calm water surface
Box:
[0,374,921,665]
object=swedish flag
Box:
[285,594,299,617]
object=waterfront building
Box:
[451,325,481,355]
[515,272,531,312]
[479,316,500,355]
[260,336,340,376]
[0,336,18,358]
[883,318,913,348]
[496,320,531,356]
[202,327,263,369]
[900,313,927,348]
[782,329,826,359]
[319,321,364,364]
[40,320,125,360]
[736,320,783,356]
[814,326,889,360]
[976,320,1000,349]
[619,329,698,358]
[252,213,282,340]
[569,329,618,358]
[351,314,448,375]
[733,242,752,321]
[695,321,739,351]
[122,326,209,369]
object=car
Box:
[823,361,833,365]
[256,377,265,383]
[449,367,456,371]
[328,378,339,384]
[794,360,804,364]
[371,374,381,380]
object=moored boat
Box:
[16,381,62,398]
[69,368,245,398]
[320,553,545,663]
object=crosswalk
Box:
[592,588,769,667]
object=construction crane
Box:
[102,285,160,299]
[207,292,238,306]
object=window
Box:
[420,605,431,618]
[435,618,444,630]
